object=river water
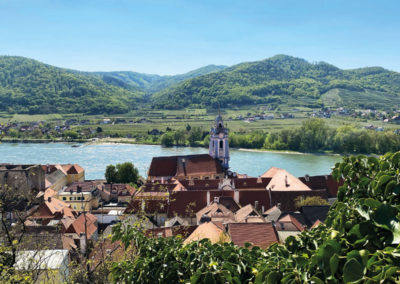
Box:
[0,143,342,179]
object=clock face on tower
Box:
[219,133,224,139]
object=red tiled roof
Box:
[62,164,85,175]
[145,225,197,238]
[148,156,178,177]
[277,214,305,231]
[228,223,279,249]
[140,181,177,192]
[65,213,97,239]
[169,191,208,217]
[311,219,322,229]
[63,181,101,193]
[104,184,136,196]
[238,190,271,212]
[148,154,223,178]
[176,154,223,177]
[299,175,343,197]
[270,190,328,212]
[177,178,271,191]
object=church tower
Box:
[209,114,229,169]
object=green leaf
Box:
[343,258,364,283]
[266,271,280,284]
[330,254,339,276]
[310,276,325,284]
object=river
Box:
[0,143,342,179]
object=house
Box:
[27,197,77,226]
[195,202,235,225]
[15,249,70,284]
[234,204,265,223]
[64,213,98,253]
[262,167,312,191]
[299,205,330,228]
[183,222,229,245]
[263,206,282,222]
[100,183,136,204]
[0,164,46,193]
[275,214,305,242]
[42,164,85,191]
[58,181,101,212]
[228,222,279,249]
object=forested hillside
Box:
[0,56,143,114]
[151,55,400,110]
[96,64,227,93]
[1,55,400,114]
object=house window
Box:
[215,176,220,179]
[219,140,223,149]
[62,197,66,200]
[73,205,76,209]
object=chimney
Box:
[161,177,164,184]
[234,190,239,204]
[214,197,219,204]
[207,191,210,205]
[79,233,87,255]
[285,175,289,187]
[254,200,259,210]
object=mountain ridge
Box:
[0,54,399,114]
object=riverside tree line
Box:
[161,118,400,154]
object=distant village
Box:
[0,115,344,282]
[1,107,400,141]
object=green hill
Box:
[0,56,144,114]
[151,55,400,110]
[96,64,227,94]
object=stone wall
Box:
[0,164,46,192]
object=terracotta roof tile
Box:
[311,219,322,229]
[264,168,311,191]
[235,204,265,223]
[184,222,230,244]
[148,154,223,178]
[65,213,98,239]
[228,223,279,249]
[277,214,304,231]
[270,190,328,212]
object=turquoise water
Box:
[0,143,342,180]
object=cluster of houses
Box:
[0,115,343,282]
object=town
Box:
[0,114,341,282]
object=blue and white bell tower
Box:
[209,114,229,169]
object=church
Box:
[147,114,231,181]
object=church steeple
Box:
[209,114,229,169]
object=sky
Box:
[0,0,399,75]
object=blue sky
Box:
[1,0,399,74]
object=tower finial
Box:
[218,102,221,116]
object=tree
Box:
[96,127,103,133]
[63,130,79,139]
[105,165,118,183]
[160,133,174,147]
[173,129,186,146]
[116,162,139,184]
[294,196,329,209]
[187,127,202,146]
[7,129,18,138]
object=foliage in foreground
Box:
[111,152,400,283]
